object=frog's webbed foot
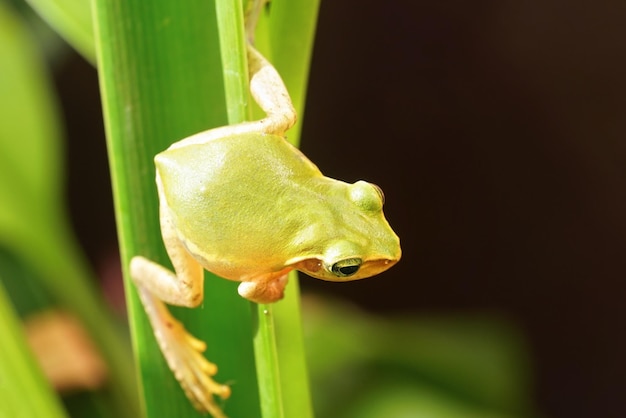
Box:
[137,288,231,418]
[237,269,291,304]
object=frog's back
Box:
[156,133,319,192]
[154,133,324,265]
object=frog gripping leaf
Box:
[129,2,401,416]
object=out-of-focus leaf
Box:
[303,297,536,418]
[0,3,139,417]
[0,278,68,418]
[24,0,95,63]
[0,0,64,253]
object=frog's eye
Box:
[349,181,384,212]
[331,258,362,277]
[371,183,385,204]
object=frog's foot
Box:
[237,269,291,304]
[142,291,230,417]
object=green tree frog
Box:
[129,2,401,417]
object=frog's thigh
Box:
[129,179,204,308]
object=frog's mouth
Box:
[294,257,399,282]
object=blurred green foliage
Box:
[303,297,536,418]
[0,278,68,418]
[0,1,138,416]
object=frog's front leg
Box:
[166,44,296,151]
[129,176,230,417]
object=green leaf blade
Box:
[92,0,261,416]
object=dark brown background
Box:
[57,1,626,417]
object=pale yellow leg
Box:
[129,177,230,416]
[130,177,204,307]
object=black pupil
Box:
[339,265,359,276]
[331,258,362,277]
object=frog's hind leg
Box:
[129,176,230,417]
[131,176,204,307]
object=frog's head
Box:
[293,180,401,282]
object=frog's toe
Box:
[181,362,231,418]
[154,315,230,417]
[184,365,231,414]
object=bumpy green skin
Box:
[156,132,400,282]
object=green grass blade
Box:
[215,0,248,123]
[253,2,320,417]
[215,2,286,417]
[213,1,320,417]
[253,304,286,418]
[92,0,261,416]
[0,279,68,418]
